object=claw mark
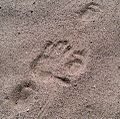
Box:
[30,53,43,69]
[57,40,68,45]
[65,58,83,67]
[30,41,53,69]
[47,40,69,59]
[52,40,68,49]
[44,40,53,49]
[73,48,88,56]
[88,6,101,12]
[63,45,72,54]
[54,76,70,84]
[75,2,101,16]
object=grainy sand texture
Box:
[0,0,120,119]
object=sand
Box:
[0,0,120,119]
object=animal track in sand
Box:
[9,79,37,104]
[74,2,103,23]
[30,39,91,85]
[75,2,101,15]
[3,79,39,115]
[1,76,58,119]
[63,48,90,77]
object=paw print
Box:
[30,39,91,84]
[61,47,90,78]
[2,75,58,119]
[9,79,37,104]
[5,79,38,113]
[30,40,72,74]
[74,2,103,23]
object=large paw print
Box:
[29,40,73,78]
[30,40,90,84]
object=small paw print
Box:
[6,79,38,113]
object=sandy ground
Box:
[0,0,120,119]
